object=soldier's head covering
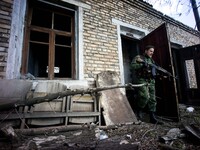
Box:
[145,45,154,50]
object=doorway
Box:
[121,35,139,110]
[121,35,139,84]
[120,23,179,121]
[172,44,200,105]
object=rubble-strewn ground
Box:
[0,104,200,150]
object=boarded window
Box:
[22,0,75,79]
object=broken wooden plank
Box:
[96,71,138,125]
[1,124,18,140]
[14,125,89,136]
[0,79,142,110]
[0,112,100,120]
[68,94,98,124]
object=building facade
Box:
[0,0,200,125]
[1,0,199,81]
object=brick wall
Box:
[82,0,200,83]
[0,0,13,79]
[0,0,200,82]
[83,1,119,82]
[168,23,200,46]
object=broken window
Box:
[185,59,198,89]
[22,0,75,79]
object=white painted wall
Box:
[6,0,27,79]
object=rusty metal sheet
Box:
[184,124,200,141]
[96,71,137,125]
[0,79,32,111]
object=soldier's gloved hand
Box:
[136,57,144,63]
[143,61,148,67]
[152,66,157,78]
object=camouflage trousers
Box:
[136,79,156,112]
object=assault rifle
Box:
[138,59,178,79]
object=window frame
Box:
[21,0,76,80]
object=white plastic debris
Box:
[160,128,182,143]
[33,135,65,145]
[73,131,82,136]
[186,107,194,112]
[126,134,132,139]
[120,140,129,145]
[99,130,108,140]
[95,128,108,140]
[165,128,181,140]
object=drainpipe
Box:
[190,0,200,31]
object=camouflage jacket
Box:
[131,54,156,81]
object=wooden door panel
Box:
[139,23,179,121]
[178,44,200,105]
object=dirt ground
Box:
[0,104,200,150]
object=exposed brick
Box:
[0,32,9,38]
[0,66,4,71]
[0,23,11,29]
[0,10,9,15]
[0,52,7,61]
[2,0,13,4]
[0,28,9,33]
[0,42,9,48]
[0,46,7,52]
[0,37,9,43]
[81,0,200,83]
[0,14,11,20]
[0,18,11,25]
[0,71,6,79]
[0,5,12,12]
[0,0,199,82]
[0,62,7,66]
[0,1,12,8]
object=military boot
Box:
[149,111,163,125]
[136,108,143,121]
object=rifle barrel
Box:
[138,60,177,79]
[150,63,177,79]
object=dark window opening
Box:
[55,35,71,46]
[28,43,49,77]
[31,8,52,28]
[30,31,49,43]
[54,13,71,32]
[54,46,71,78]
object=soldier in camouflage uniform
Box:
[131,45,162,124]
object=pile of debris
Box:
[0,73,200,149]
[0,104,200,150]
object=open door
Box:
[139,23,179,121]
[174,44,200,105]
